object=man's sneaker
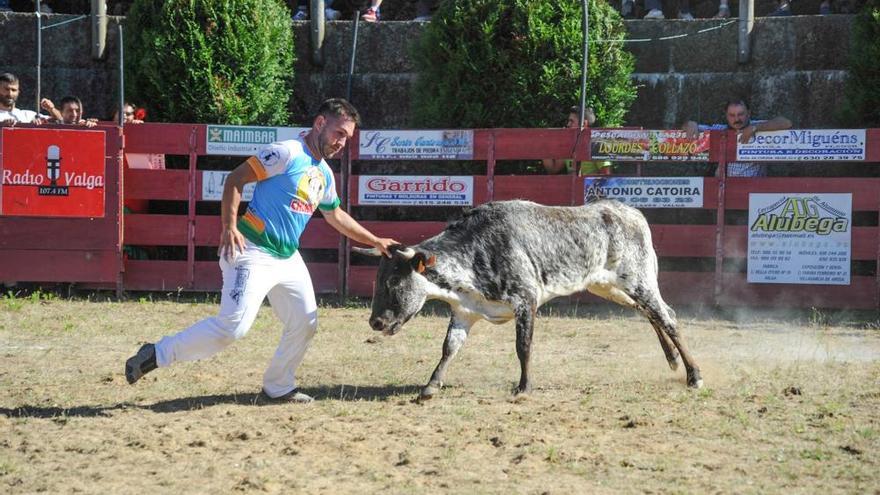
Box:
[413,15,432,22]
[292,8,308,21]
[678,11,695,20]
[125,343,157,385]
[261,388,314,404]
[714,5,731,18]
[361,7,380,22]
[325,7,341,20]
[769,3,792,16]
[644,8,665,19]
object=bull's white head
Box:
[352,244,436,335]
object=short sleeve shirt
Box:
[238,138,340,258]
[0,108,41,123]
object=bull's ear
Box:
[412,252,436,274]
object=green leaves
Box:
[124,0,295,125]
[841,0,880,127]
[412,0,637,129]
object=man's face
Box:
[315,114,356,159]
[0,82,19,109]
[565,112,579,129]
[725,103,750,130]
[61,102,82,124]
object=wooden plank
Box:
[866,128,880,163]
[193,261,222,291]
[123,260,189,291]
[356,221,447,246]
[722,226,877,260]
[348,265,377,297]
[724,178,880,210]
[491,129,580,160]
[124,123,196,154]
[717,273,876,309]
[0,249,118,283]
[494,175,574,205]
[190,261,339,293]
[658,271,716,306]
[124,169,190,201]
[125,214,189,245]
[652,225,717,258]
[193,216,340,249]
[0,217,117,250]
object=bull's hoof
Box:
[687,373,704,389]
[419,385,440,401]
[667,357,680,371]
[513,383,532,397]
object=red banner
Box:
[1,128,106,217]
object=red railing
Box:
[1,124,878,309]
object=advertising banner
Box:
[1,128,106,217]
[589,129,710,162]
[206,125,309,156]
[583,177,704,208]
[358,130,474,160]
[358,176,474,206]
[737,129,866,161]
[747,193,851,285]
[201,170,256,202]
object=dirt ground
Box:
[1,295,878,494]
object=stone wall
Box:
[0,11,855,129]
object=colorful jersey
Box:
[238,138,340,258]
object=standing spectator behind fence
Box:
[622,0,694,19]
[542,106,612,176]
[682,99,792,177]
[41,96,98,127]
[0,72,50,125]
[113,102,145,124]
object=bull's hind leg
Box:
[513,301,537,396]
[629,285,703,388]
[587,280,680,371]
[420,315,474,401]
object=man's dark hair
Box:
[568,105,596,126]
[316,98,361,127]
[724,99,750,112]
[0,72,19,85]
[59,96,82,110]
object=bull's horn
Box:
[351,246,382,256]
[397,247,416,259]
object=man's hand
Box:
[80,119,97,128]
[739,124,757,144]
[0,118,15,127]
[682,121,699,140]
[372,237,399,258]
[218,226,247,261]
[40,98,55,112]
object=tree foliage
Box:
[842,0,880,127]
[411,0,637,128]
[125,0,295,125]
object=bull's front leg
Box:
[514,302,536,396]
[420,314,473,401]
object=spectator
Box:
[769,0,833,16]
[361,0,381,22]
[113,101,144,124]
[682,99,792,177]
[41,96,97,127]
[0,72,49,126]
[414,0,433,21]
[542,106,612,176]
[292,0,341,20]
[622,0,694,19]
[714,0,731,18]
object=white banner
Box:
[358,130,474,160]
[358,176,474,206]
[201,170,255,201]
[737,129,866,161]
[747,193,851,285]
[206,125,309,156]
[583,177,704,208]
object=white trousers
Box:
[154,241,318,398]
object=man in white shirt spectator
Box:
[0,72,49,126]
[683,99,792,177]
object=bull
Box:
[354,200,702,400]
